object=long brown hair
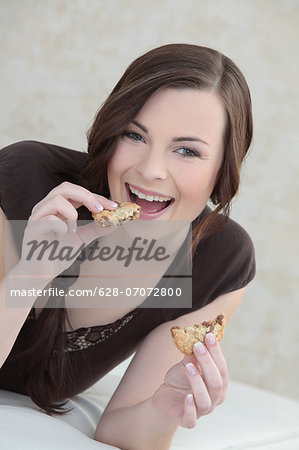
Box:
[13,44,252,415]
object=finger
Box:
[193,341,223,406]
[57,214,77,233]
[31,195,78,225]
[204,333,229,403]
[51,214,77,234]
[44,182,118,211]
[76,221,117,245]
[67,218,77,233]
[182,354,196,365]
[184,363,212,417]
[23,216,69,262]
[182,394,197,429]
[182,354,203,376]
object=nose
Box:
[136,147,168,182]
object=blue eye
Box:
[122,131,144,142]
[176,147,199,158]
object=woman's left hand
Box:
[152,333,228,428]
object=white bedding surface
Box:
[1,406,117,450]
[1,359,299,450]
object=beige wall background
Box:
[1,0,298,400]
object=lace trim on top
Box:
[64,308,140,352]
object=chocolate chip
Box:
[216,314,224,325]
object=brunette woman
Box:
[0,43,255,449]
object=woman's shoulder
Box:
[0,140,88,219]
[194,211,256,294]
[216,214,254,254]
[195,207,255,259]
[0,140,87,168]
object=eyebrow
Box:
[132,120,209,146]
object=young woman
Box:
[0,44,255,449]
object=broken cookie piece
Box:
[92,201,141,227]
[171,313,226,355]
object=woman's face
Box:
[107,88,226,222]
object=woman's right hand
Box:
[18,181,118,281]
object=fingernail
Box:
[206,333,216,345]
[73,223,77,233]
[186,394,194,405]
[108,200,118,207]
[194,342,206,355]
[186,363,197,376]
[94,201,103,211]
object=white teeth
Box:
[129,184,172,202]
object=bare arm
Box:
[94,287,246,449]
[0,183,117,368]
[0,267,53,369]
[0,206,47,368]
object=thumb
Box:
[75,220,117,246]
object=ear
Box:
[210,190,220,205]
[210,163,223,205]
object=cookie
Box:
[170,313,226,355]
[92,201,141,227]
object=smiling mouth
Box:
[126,183,174,214]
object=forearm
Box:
[0,263,51,368]
[94,396,179,450]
